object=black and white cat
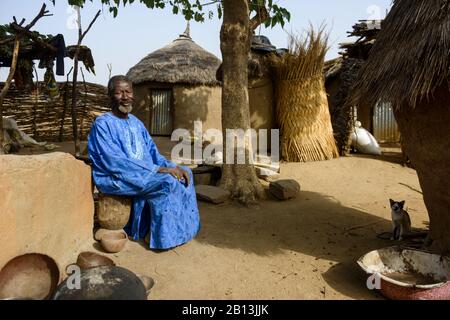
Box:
[390,199,411,240]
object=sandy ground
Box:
[18,140,428,299]
[99,146,427,300]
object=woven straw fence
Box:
[272,30,339,162]
[1,81,109,142]
[275,75,339,162]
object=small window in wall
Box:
[150,89,173,136]
[373,102,401,143]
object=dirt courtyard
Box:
[81,145,426,300]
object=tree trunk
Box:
[0,37,20,154]
[219,0,264,204]
[394,84,450,254]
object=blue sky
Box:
[1,0,393,85]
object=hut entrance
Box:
[150,89,173,136]
[373,102,401,143]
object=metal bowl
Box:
[358,246,450,300]
[0,253,60,300]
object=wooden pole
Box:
[59,67,73,142]
[70,8,101,155]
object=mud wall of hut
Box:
[1,82,109,142]
[173,85,222,135]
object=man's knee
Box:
[181,166,193,179]
[160,175,178,192]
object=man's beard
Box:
[118,103,133,113]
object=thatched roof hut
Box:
[352,0,450,252]
[353,0,450,108]
[323,19,402,155]
[127,27,222,136]
[127,32,221,86]
[127,30,279,145]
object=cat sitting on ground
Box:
[390,199,411,241]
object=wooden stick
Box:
[70,9,101,154]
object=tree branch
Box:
[249,1,269,31]
[81,10,101,42]
[0,4,52,46]
[24,3,53,31]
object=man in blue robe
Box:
[88,75,200,250]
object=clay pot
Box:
[0,253,60,300]
[136,274,155,296]
[53,266,146,300]
[75,252,116,270]
[94,228,125,241]
[97,193,132,230]
[100,230,128,253]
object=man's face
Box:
[112,81,134,114]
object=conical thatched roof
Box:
[353,0,450,108]
[126,31,221,86]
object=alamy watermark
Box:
[66,264,81,290]
[170,121,280,166]
[366,273,382,290]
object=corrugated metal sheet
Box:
[150,90,172,135]
[373,102,401,143]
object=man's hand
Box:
[158,166,190,185]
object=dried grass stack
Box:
[271,28,339,162]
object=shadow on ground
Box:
[195,190,394,299]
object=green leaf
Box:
[217,4,222,19]
[172,5,179,14]
[271,17,277,28]
[109,6,118,17]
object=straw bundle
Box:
[271,28,339,162]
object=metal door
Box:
[150,90,172,136]
[373,102,401,143]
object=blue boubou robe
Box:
[88,112,200,249]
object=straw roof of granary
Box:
[127,30,221,86]
[324,57,343,81]
[353,0,450,108]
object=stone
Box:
[0,152,94,276]
[269,179,300,200]
[195,185,230,204]
[192,165,217,174]
[97,193,132,230]
[255,165,280,180]
[193,172,212,186]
